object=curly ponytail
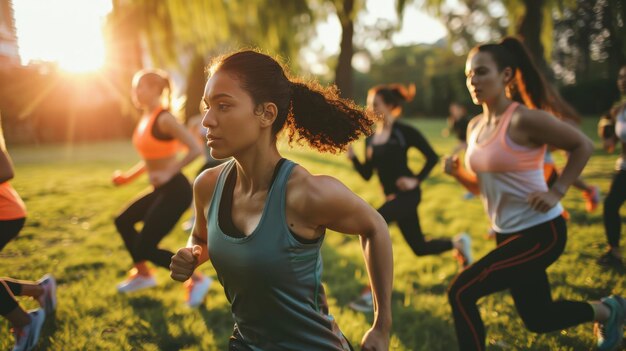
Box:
[475,37,580,123]
[288,81,375,153]
[209,50,376,153]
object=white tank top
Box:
[465,103,563,233]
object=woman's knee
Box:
[520,315,551,333]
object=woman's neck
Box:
[376,114,395,132]
[482,95,513,124]
[233,139,282,195]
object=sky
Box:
[12,0,112,72]
[12,0,447,74]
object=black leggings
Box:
[0,217,25,251]
[0,218,26,315]
[447,216,594,351]
[378,188,452,256]
[115,173,192,269]
[0,279,24,315]
[603,169,626,248]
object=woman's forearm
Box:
[454,167,480,195]
[551,137,593,196]
[360,218,393,331]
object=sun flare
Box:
[13,0,112,73]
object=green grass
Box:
[0,118,624,350]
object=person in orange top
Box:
[112,69,212,307]
[0,113,56,351]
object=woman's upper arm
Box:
[465,115,481,144]
[0,148,14,183]
[192,165,224,242]
[517,110,592,151]
[301,175,383,237]
[159,113,201,151]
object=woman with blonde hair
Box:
[112,69,212,307]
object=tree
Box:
[107,0,315,71]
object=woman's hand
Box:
[527,189,562,213]
[443,155,460,176]
[361,327,390,351]
[112,170,129,186]
[395,176,419,191]
[602,137,616,153]
[170,245,201,282]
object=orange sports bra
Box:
[0,182,26,220]
[132,107,179,160]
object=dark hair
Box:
[208,50,375,153]
[368,83,416,117]
[472,37,580,123]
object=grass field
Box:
[0,118,624,350]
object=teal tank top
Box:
[207,159,351,351]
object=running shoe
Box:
[583,185,601,213]
[595,295,625,351]
[348,289,373,313]
[12,309,46,351]
[561,209,570,221]
[37,274,57,315]
[597,251,624,269]
[462,192,475,200]
[453,232,473,268]
[185,276,213,308]
[117,273,157,293]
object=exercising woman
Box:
[170,50,393,350]
[346,84,472,312]
[113,69,211,307]
[444,37,624,351]
[0,114,56,351]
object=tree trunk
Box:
[606,0,626,78]
[334,0,354,99]
[518,0,549,76]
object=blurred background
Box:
[0,0,625,145]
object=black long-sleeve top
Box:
[350,121,439,196]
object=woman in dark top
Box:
[346,84,472,312]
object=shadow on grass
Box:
[36,311,58,351]
[198,304,235,350]
[128,295,198,350]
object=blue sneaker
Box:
[12,309,46,351]
[596,295,625,351]
[37,274,57,315]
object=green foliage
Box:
[560,78,621,115]
[353,44,473,116]
[109,0,315,70]
[0,119,623,350]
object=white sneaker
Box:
[453,232,473,268]
[12,309,46,351]
[185,276,213,308]
[117,274,157,293]
[37,274,57,315]
[348,289,374,313]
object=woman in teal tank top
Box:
[170,50,393,351]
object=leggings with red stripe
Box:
[447,216,594,351]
